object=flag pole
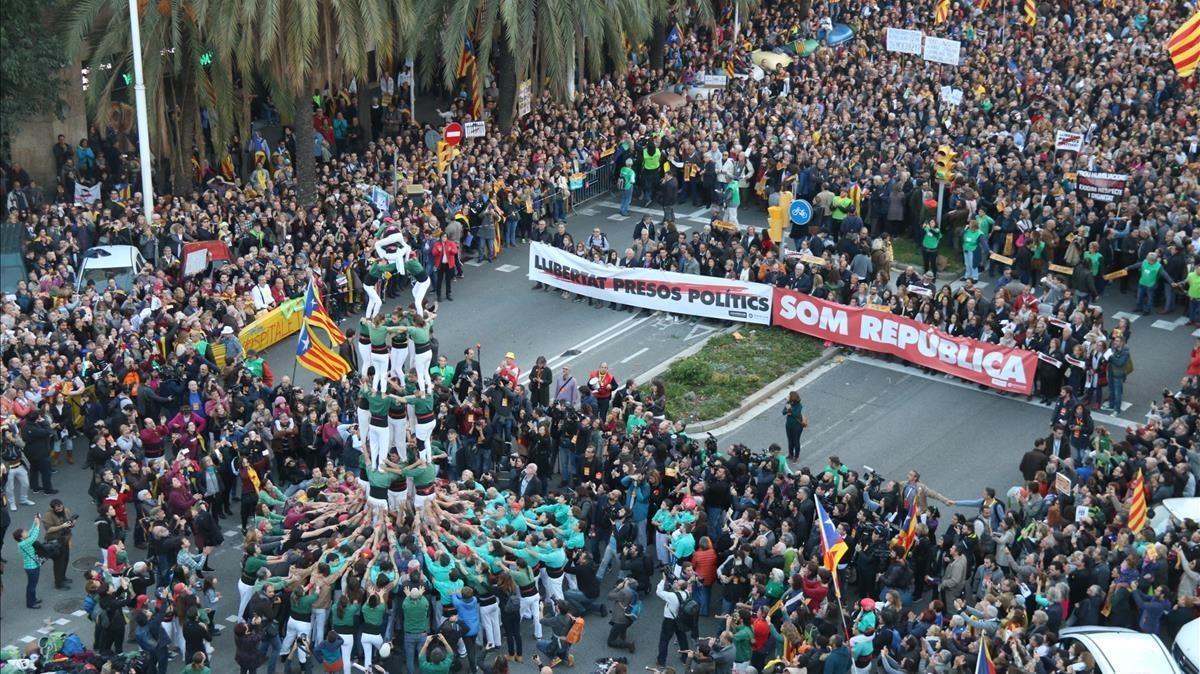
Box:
[127,0,156,250]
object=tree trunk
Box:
[358,80,373,144]
[648,18,666,70]
[170,77,196,195]
[294,91,317,207]
[798,0,811,22]
[576,29,586,96]
[496,38,517,132]
[240,83,253,175]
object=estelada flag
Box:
[1128,469,1147,532]
[1024,0,1038,26]
[935,0,950,24]
[976,636,997,674]
[1167,11,1200,78]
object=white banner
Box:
[517,80,532,118]
[1055,130,1084,152]
[1076,171,1128,203]
[939,86,963,106]
[464,121,486,138]
[702,73,729,86]
[183,248,209,277]
[922,37,961,66]
[75,182,101,206]
[886,28,924,54]
[528,243,773,324]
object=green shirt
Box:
[962,228,982,252]
[368,323,392,347]
[619,166,636,190]
[733,624,753,662]
[922,226,942,250]
[366,392,393,417]
[410,394,434,417]
[291,590,318,617]
[831,195,851,220]
[361,601,387,627]
[430,364,455,386]
[330,602,361,628]
[403,464,437,487]
[419,654,453,674]
[404,259,424,277]
[403,596,430,634]
[1083,250,1103,277]
[1138,260,1163,288]
[368,262,397,283]
[1188,270,1200,300]
[407,325,431,346]
[726,182,741,207]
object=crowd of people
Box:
[1,0,1200,672]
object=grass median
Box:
[663,328,824,424]
[891,237,963,274]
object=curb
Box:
[686,344,843,433]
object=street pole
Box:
[734,4,741,41]
[128,0,155,236]
[407,56,415,126]
[935,181,945,228]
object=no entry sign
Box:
[443,122,464,146]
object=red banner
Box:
[772,289,1037,394]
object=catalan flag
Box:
[1024,0,1037,26]
[303,278,346,345]
[975,636,997,674]
[1167,11,1200,79]
[456,36,484,118]
[456,36,476,78]
[666,21,683,44]
[815,497,848,594]
[976,0,991,10]
[894,498,919,556]
[935,0,950,24]
[848,182,863,215]
[114,182,131,203]
[1127,469,1147,532]
[724,60,735,78]
[296,322,351,381]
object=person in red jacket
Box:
[588,363,617,417]
[1188,337,1200,377]
[431,231,460,302]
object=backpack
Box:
[61,633,86,657]
[503,593,521,617]
[624,595,643,622]
[564,616,585,645]
[676,591,700,623]
[39,631,67,658]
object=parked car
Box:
[1059,627,1181,674]
[1151,497,1200,537]
[75,244,148,292]
[1174,619,1199,674]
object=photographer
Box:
[42,498,76,589]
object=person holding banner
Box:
[1124,251,1174,314]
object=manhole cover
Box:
[55,599,81,614]
[72,556,100,571]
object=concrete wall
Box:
[8,69,88,193]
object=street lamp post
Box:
[127,0,156,255]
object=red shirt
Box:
[590,371,615,399]
[751,617,770,651]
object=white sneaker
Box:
[21,499,35,506]
[7,503,14,511]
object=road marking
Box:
[577,207,597,216]
[620,347,650,364]
[496,264,519,273]
[224,530,239,538]
[19,636,35,643]
[1151,320,1176,330]
[606,213,630,221]
[1112,311,1141,323]
[71,610,87,618]
[464,259,485,267]
[227,614,241,623]
[683,206,711,220]
[517,313,652,384]
[844,355,1133,423]
[1174,316,1190,326]
[54,618,70,626]
[37,627,53,635]
[685,324,717,341]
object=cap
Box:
[505,352,516,359]
[221,326,234,335]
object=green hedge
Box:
[663,328,824,423]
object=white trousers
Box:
[414,421,435,462]
[361,631,384,671]
[413,349,434,394]
[387,489,409,511]
[236,580,255,621]
[375,232,411,267]
[356,341,372,378]
[370,352,389,392]
[519,593,543,639]
[412,278,431,316]
[356,407,371,447]
[367,423,390,471]
[281,616,311,653]
[479,601,501,649]
[364,285,383,318]
[414,490,434,509]
[390,345,408,379]
[540,569,565,602]
[3,465,29,503]
[388,417,407,456]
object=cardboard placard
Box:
[1102,269,1128,281]
[800,254,827,267]
[1049,264,1074,275]
[989,253,1014,265]
[1055,473,1072,494]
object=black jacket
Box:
[21,418,53,460]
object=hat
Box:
[505,352,516,359]
[221,326,234,335]
[860,598,876,610]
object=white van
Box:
[75,245,148,292]
[1174,619,1199,674]
[1152,497,1200,537]
[1059,627,1181,674]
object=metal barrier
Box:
[570,161,616,206]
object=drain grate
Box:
[72,556,101,571]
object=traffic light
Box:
[934,145,957,184]
[436,141,460,174]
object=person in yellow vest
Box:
[640,141,662,207]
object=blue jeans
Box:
[557,441,576,484]
[537,636,569,659]
[1190,298,1200,323]
[1108,376,1125,412]
[260,630,282,674]
[404,632,426,674]
[564,589,601,616]
[620,188,633,215]
[706,506,725,541]
[596,541,619,580]
[553,196,566,222]
[963,249,978,280]
[694,583,712,616]
[504,218,518,246]
[492,417,513,442]
[1164,285,1177,313]
[1136,284,1154,313]
[481,236,495,261]
[26,566,39,606]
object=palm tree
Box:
[207,0,413,206]
[65,0,237,194]
[417,0,655,132]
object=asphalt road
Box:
[1,193,1192,671]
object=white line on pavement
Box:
[844,355,1133,425]
[516,313,650,385]
[703,359,843,438]
[620,347,650,364]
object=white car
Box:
[1059,627,1181,674]
[1152,497,1200,537]
[75,245,148,292]
[1174,619,1199,674]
